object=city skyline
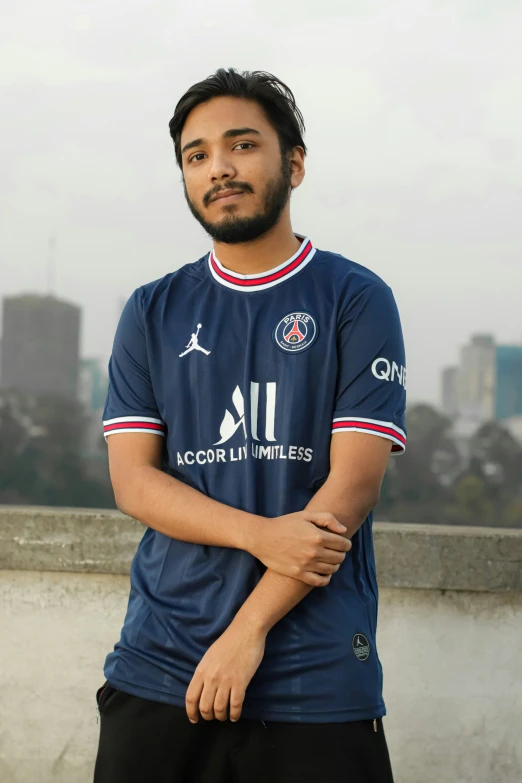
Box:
[2,245,522,407]
[1,288,521,411]
[440,333,522,445]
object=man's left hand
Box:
[185,621,266,723]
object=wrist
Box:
[238,514,266,558]
[231,604,270,639]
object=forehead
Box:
[180,96,274,143]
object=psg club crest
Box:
[273,311,318,353]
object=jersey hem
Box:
[104,674,386,723]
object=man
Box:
[94,68,406,783]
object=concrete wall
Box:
[1,506,521,783]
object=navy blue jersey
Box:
[102,234,407,722]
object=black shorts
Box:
[94,682,395,783]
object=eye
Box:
[188,142,255,164]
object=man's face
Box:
[180,96,303,244]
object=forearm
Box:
[307,471,378,539]
[233,475,377,636]
[115,464,261,552]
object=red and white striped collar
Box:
[208,234,316,292]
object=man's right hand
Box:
[248,512,351,587]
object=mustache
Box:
[204,182,254,207]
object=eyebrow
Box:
[181,127,261,156]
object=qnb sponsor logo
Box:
[371,358,407,388]
[176,381,313,466]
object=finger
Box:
[214,685,231,722]
[307,512,345,532]
[199,681,218,721]
[310,562,341,575]
[302,571,331,587]
[315,549,346,565]
[229,686,245,722]
[321,531,352,552]
[186,675,204,723]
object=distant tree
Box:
[377,404,461,524]
[467,421,522,508]
[444,473,496,527]
[504,500,522,528]
[0,395,28,502]
[377,407,522,528]
[0,390,115,509]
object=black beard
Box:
[182,158,293,245]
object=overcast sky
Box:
[1,0,521,404]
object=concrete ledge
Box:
[0,505,521,592]
[373,522,522,592]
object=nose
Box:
[208,150,236,183]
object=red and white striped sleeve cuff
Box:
[103,416,166,440]
[332,417,406,454]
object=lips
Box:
[210,190,244,203]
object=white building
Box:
[441,366,459,419]
[456,334,496,422]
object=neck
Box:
[212,216,301,275]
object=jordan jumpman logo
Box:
[179,323,211,357]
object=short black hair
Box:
[168,68,307,169]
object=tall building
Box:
[77,357,109,457]
[495,345,522,420]
[0,294,81,399]
[78,357,108,412]
[441,366,459,419]
[457,334,496,422]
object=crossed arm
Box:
[108,430,392,723]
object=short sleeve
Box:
[332,282,407,454]
[102,288,166,441]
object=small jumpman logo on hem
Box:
[179,323,211,357]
